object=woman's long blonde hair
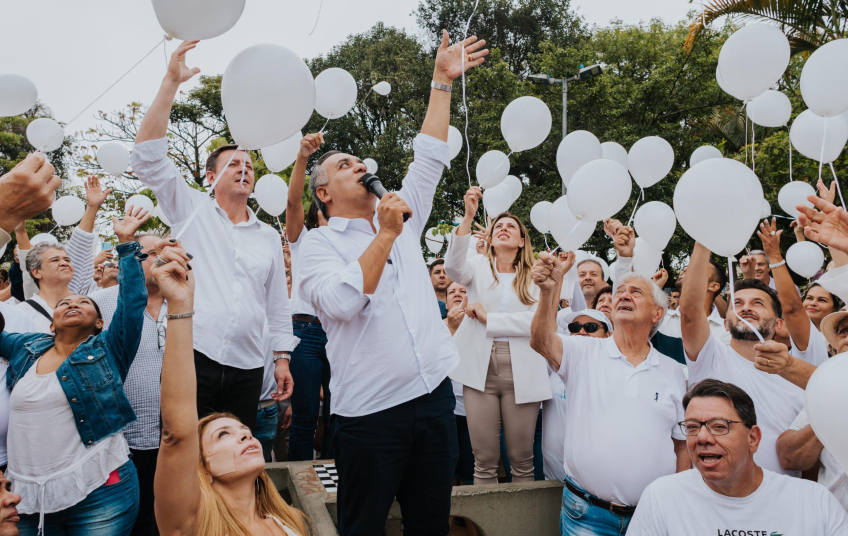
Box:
[195,413,310,536]
[484,212,537,306]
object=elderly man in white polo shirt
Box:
[530,251,689,536]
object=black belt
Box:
[564,479,636,517]
[292,314,321,326]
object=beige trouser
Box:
[463,341,540,485]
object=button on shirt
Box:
[298,134,459,417]
[555,336,687,506]
[130,138,297,369]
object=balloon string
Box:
[356,88,374,110]
[239,155,246,188]
[818,116,828,182]
[319,114,332,134]
[462,0,482,189]
[174,146,243,240]
[744,105,749,166]
[163,38,168,69]
[788,127,793,181]
[626,189,643,226]
[544,234,550,251]
[47,224,60,235]
[728,257,765,343]
[491,151,513,175]
[275,216,285,237]
[752,120,756,174]
[309,0,324,36]
[829,162,846,209]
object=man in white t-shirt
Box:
[628,379,848,535]
[531,252,689,535]
[680,243,818,476]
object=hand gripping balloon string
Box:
[728,257,765,343]
[829,162,846,209]
[818,116,828,183]
[319,114,332,135]
[174,146,243,240]
[462,0,482,189]
[309,0,324,36]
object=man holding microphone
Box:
[298,30,488,536]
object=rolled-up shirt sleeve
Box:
[298,232,371,323]
[130,138,203,225]
[265,235,299,353]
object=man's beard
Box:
[728,315,776,341]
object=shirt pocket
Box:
[243,246,274,286]
[71,349,115,390]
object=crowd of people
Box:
[0,33,847,536]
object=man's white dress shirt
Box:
[130,138,297,369]
[298,134,459,417]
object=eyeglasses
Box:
[677,419,745,437]
[567,321,603,334]
[156,320,167,351]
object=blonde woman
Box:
[151,240,308,536]
[444,187,551,484]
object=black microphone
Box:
[362,172,409,222]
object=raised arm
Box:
[68,177,116,296]
[102,239,147,378]
[137,41,200,144]
[285,133,324,243]
[152,240,201,535]
[797,196,848,303]
[679,242,713,361]
[0,153,62,236]
[529,251,571,370]
[445,187,483,286]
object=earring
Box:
[206,473,213,484]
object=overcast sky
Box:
[4,0,695,140]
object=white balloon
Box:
[502,175,522,202]
[715,67,740,100]
[0,74,37,117]
[673,158,763,257]
[222,44,315,150]
[153,204,172,227]
[52,196,85,227]
[786,242,825,279]
[567,160,632,222]
[364,158,379,174]
[530,201,553,234]
[717,24,790,101]
[96,143,129,176]
[254,175,289,217]
[761,199,771,219]
[314,68,358,120]
[600,142,628,168]
[789,110,848,164]
[30,233,59,246]
[548,195,595,251]
[690,145,723,168]
[126,195,154,216]
[425,227,445,254]
[482,183,513,216]
[448,126,464,161]
[627,136,674,189]
[476,151,510,188]
[807,354,848,475]
[778,181,816,219]
[373,81,391,96]
[151,0,246,40]
[634,201,677,251]
[261,131,302,173]
[747,90,792,127]
[556,131,601,187]
[800,39,848,118]
[633,237,663,278]
[26,118,64,152]
[500,96,552,152]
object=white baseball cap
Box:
[560,308,613,334]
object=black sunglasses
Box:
[567,321,603,334]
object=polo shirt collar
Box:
[604,336,659,367]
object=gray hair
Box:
[26,242,68,289]
[309,166,329,219]
[749,249,771,266]
[616,273,669,337]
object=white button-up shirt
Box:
[555,335,687,506]
[660,305,731,345]
[288,227,316,316]
[130,138,297,370]
[298,134,459,417]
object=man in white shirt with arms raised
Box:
[298,31,488,536]
[627,378,848,535]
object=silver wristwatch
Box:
[431,80,452,93]
[273,352,291,362]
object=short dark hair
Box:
[0,268,7,284]
[309,150,342,220]
[591,286,613,309]
[205,144,243,176]
[429,259,445,274]
[683,379,757,428]
[733,279,782,319]
[708,260,727,297]
[670,289,681,296]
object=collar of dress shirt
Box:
[327,217,374,234]
[604,336,659,367]
[212,198,260,227]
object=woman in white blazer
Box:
[444,187,552,484]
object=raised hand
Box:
[463,187,482,220]
[603,218,623,239]
[112,205,151,243]
[434,30,489,83]
[93,249,114,267]
[0,152,62,233]
[738,255,755,279]
[446,297,467,335]
[817,178,836,204]
[465,302,488,324]
[613,226,636,258]
[756,218,783,260]
[298,133,324,160]
[151,239,195,307]
[557,250,576,274]
[797,195,848,254]
[167,41,201,85]
[652,268,669,289]
[532,251,569,291]
[84,176,112,208]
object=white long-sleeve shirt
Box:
[298,134,459,417]
[130,138,297,369]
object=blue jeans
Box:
[289,319,332,461]
[560,477,631,536]
[20,460,139,536]
[500,408,545,481]
[255,403,279,463]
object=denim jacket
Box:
[0,240,147,447]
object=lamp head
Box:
[579,64,603,81]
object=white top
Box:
[660,305,731,346]
[297,134,459,417]
[0,364,9,467]
[0,300,36,334]
[130,138,298,369]
[789,320,830,366]
[451,379,466,417]
[627,468,848,535]
[686,335,804,476]
[268,515,299,536]
[790,409,848,511]
[555,335,687,505]
[8,362,129,518]
[493,272,515,342]
[14,295,54,334]
[555,307,572,334]
[541,372,567,482]
[288,227,316,316]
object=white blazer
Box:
[444,231,552,404]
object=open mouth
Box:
[739,313,758,322]
[64,310,82,317]
[241,444,261,455]
[697,453,723,468]
[616,303,633,312]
